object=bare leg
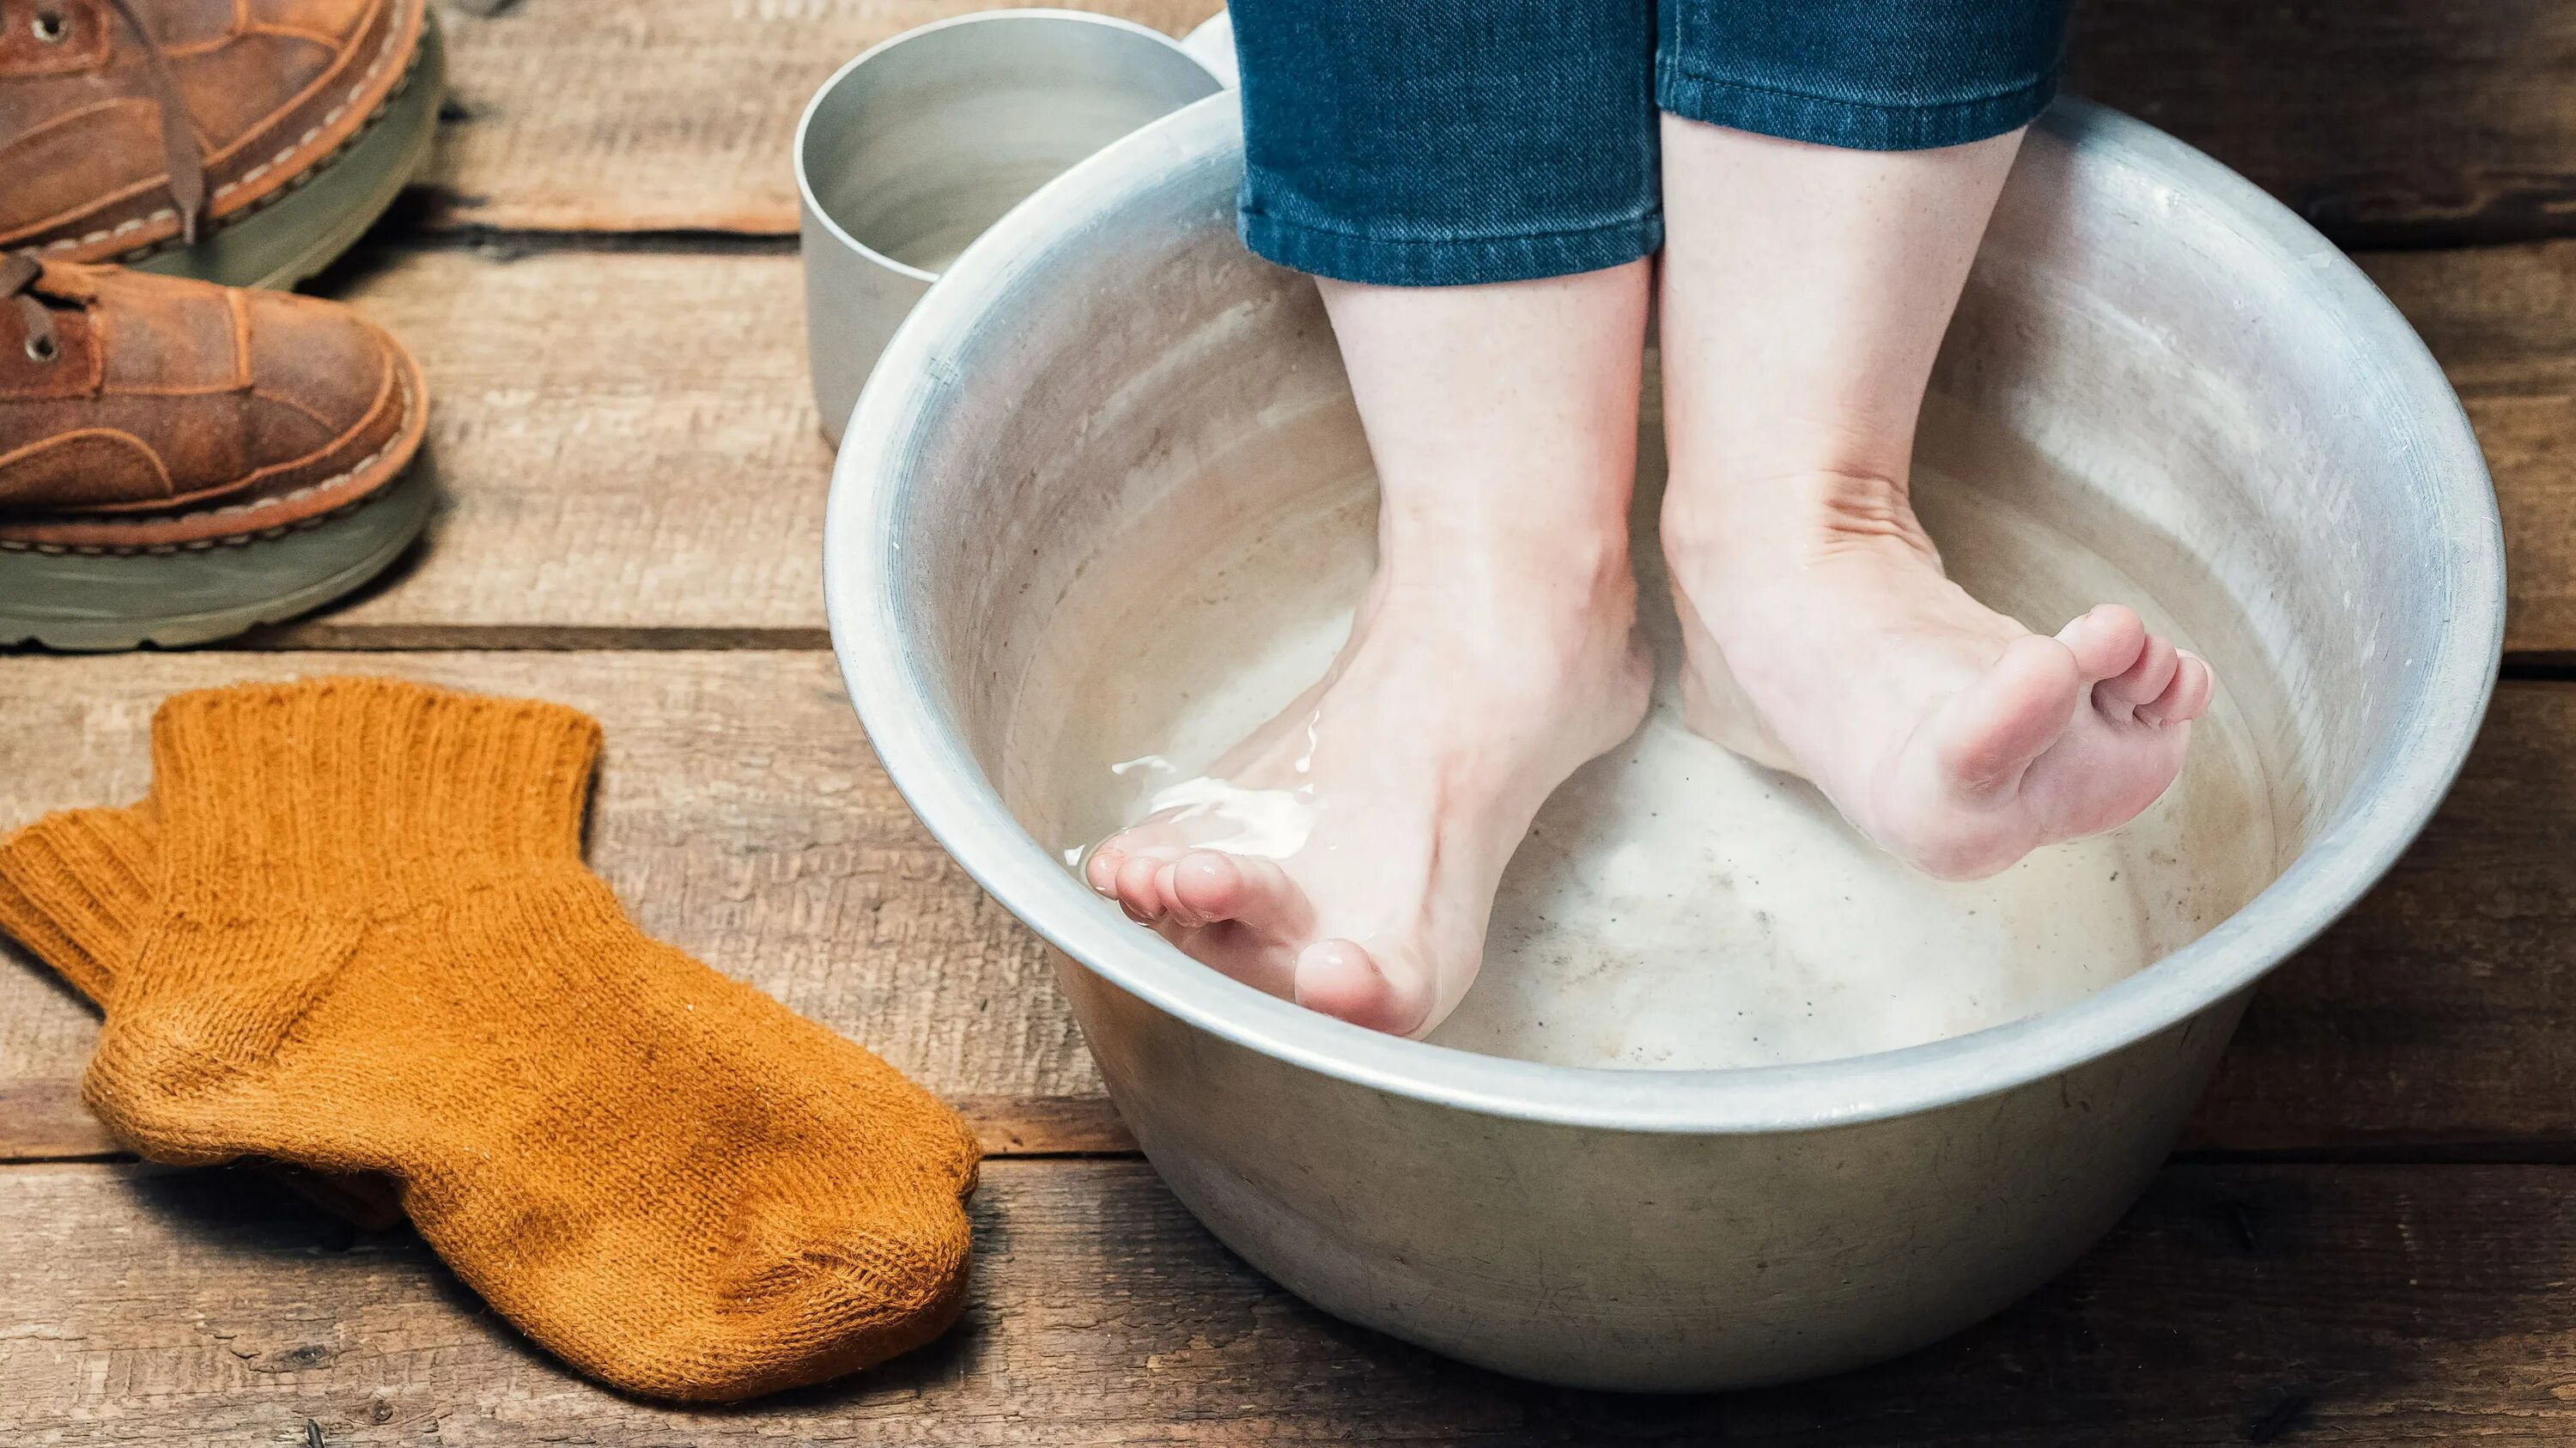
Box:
[1657,116,2212,879]
[1087,262,1654,1035]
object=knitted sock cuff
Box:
[149,678,602,913]
[0,803,156,1006]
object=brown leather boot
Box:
[0,252,430,648]
[0,0,440,289]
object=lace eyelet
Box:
[32,9,69,42]
[24,334,58,363]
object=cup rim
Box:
[792,7,1221,283]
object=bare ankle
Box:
[1663,466,1938,582]
[1377,515,1637,624]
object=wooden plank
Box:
[9,1156,2576,1443]
[421,0,1224,234]
[2065,0,2576,247]
[2183,678,2576,1155]
[0,1085,1132,1163]
[0,651,1119,1160]
[265,242,2576,648]
[0,1078,111,1160]
[276,246,833,640]
[5,654,2576,1160]
[417,0,2576,247]
[2360,240,2576,662]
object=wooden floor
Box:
[8,1,2576,1441]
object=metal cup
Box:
[794,9,1224,442]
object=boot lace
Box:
[3,252,61,364]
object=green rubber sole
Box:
[0,463,436,650]
[135,11,446,291]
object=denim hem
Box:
[1656,59,2057,152]
[1238,207,1664,287]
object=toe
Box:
[1115,849,1172,922]
[2138,651,2215,726]
[1926,633,2084,794]
[1170,851,1311,939]
[1151,860,1193,923]
[1294,939,1433,1037]
[2096,632,2180,716]
[1084,845,1126,897]
[2056,604,2148,680]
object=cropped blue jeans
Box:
[1228,0,2069,286]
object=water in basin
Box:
[1029,403,2280,1070]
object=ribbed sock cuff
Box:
[150,678,603,915]
[0,803,157,1006]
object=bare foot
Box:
[1084,546,1649,1037]
[1665,471,2214,880]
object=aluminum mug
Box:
[794,9,1223,443]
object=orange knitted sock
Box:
[0,800,408,1228]
[0,678,979,1402]
[0,800,155,1008]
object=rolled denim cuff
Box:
[1238,185,1662,288]
[1656,60,2057,152]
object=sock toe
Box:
[618,1189,973,1402]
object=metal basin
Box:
[825,94,2503,1389]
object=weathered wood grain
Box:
[0,1081,1130,1160]
[6,654,2576,1161]
[416,0,2576,246]
[9,1157,2576,1444]
[2184,678,2576,1154]
[0,1079,110,1160]
[421,0,1224,234]
[264,241,2576,652]
[2066,0,2576,247]
[278,246,833,639]
[0,652,1116,1160]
